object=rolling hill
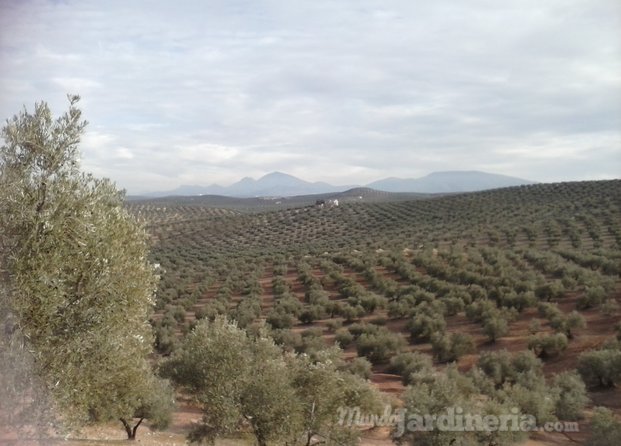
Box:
[126,179,621,446]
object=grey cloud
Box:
[1,0,620,193]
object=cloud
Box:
[51,77,102,92]
[176,143,240,164]
[0,0,619,193]
[114,147,134,160]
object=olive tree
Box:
[528,333,568,359]
[164,317,257,443]
[577,348,621,388]
[399,368,527,446]
[0,96,172,438]
[483,314,509,343]
[430,332,475,363]
[292,348,384,446]
[241,336,303,445]
[587,407,621,446]
[166,317,383,446]
[388,352,433,385]
[552,371,588,421]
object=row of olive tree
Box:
[163,316,385,446]
[398,349,591,446]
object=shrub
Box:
[325,319,342,332]
[563,311,587,339]
[407,313,446,342]
[338,303,364,322]
[511,350,543,377]
[369,316,388,326]
[266,308,296,329]
[535,281,565,301]
[343,357,373,380]
[270,329,302,352]
[577,348,621,388]
[497,290,531,312]
[552,371,588,421]
[154,325,177,355]
[231,298,261,328]
[298,329,327,354]
[274,296,303,316]
[476,350,515,387]
[483,314,509,342]
[587,407,621,446]
[159,312,177,328]
[538,302,563,320]
[356,330,406,364]
[465,299,497,323]
[528,319,542,334]
[577,286,606,310]
[172,305,186,323]
[441,295,465,316]
[196,300,227,321]
[528,333,568,359]
[400,367,528,446]
[347,322,379,339]
[334,328,354,348]
[600,298,620,316]
[547,309,586,339]
[388,352,433,385]
[299,305,326,325]
[505,376,557,425]
[272,276,290,296]
[305,288,330,306]
[476,350,554,425]
[348,293,385,314]
[430,332,475,363]
[468,284,487,301]
[387,300,410,318]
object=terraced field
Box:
[129,179,621,445]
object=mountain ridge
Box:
[367,170,537,193]
[142,170,535,198]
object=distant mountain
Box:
[224,172,349,197]
[154,183,227,196]
[146,172,351,198]
[367,171,535,193]
[142,170,535,198]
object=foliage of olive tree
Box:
[430,332,475,363]
[0,97,172,438]
[482,314,509,342]
[356,329,407,364]
[587,407,621,446]
[342,356,373,380]
[578,347,621,388]
[165,317,384,446]
[292,348,384,446]
[388,352,433,385]
[528,333,568,359]
[164,316,258,443]
[398,367,527,446]
[552,371,589,421]
[241,334,303,445]
[407,312,446,342]
[471,349,567,426]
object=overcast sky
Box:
[1,0,620,193]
